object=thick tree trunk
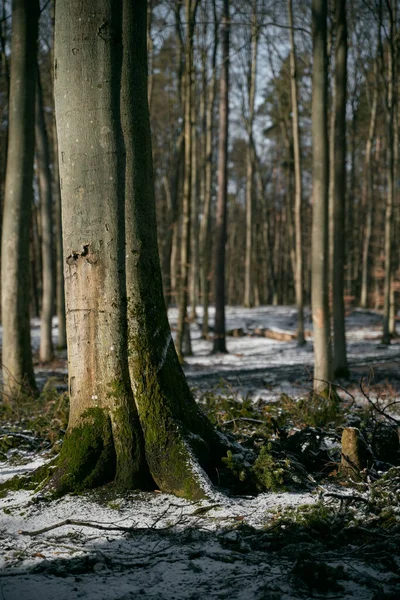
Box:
[35,68,54,364]
[54,0,223,500]
[332,0,348,377]
[213,0,230,354]
[1,0,39,398]
[311,0,332,392]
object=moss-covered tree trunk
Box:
[54,0,148,494]
[1,0,39,398]
[54,0,223,499]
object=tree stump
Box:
[341,427,368,478]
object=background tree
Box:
[1,0,39,398]
[311,0,332,392]
[213,0,230,354]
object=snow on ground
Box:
[17,305,400,400]
[0,306,400,598]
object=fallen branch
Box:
[18,519,135,536]
[360,377,400,426]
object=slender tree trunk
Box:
[360,60,378,308]
[332,0,348,376]
[189,88,199,320]
[199,0,218,339]
[35,68,54,364]
[213,0,229,354]
[288,0,305,345]
[2,0,39,398]
[382,2,396,345]
[50,0,66,350]
[244,1,258,308]
[311,0,332,392]
[176,0,198,361]
[53,120,67,349]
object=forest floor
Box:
[0,306,400,599]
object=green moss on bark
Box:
[51,407,116,496]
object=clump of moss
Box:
[50,407,116,496]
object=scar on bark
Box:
[66,244,98,265]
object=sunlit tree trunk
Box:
[311,0,332,392]
[1,0,39,398]
[54,0,224,500]
[244,0,258,309]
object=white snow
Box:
[0,306,399,598]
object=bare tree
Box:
[1,0,39,397]
[311,0,332,392]
[213,0,230,354]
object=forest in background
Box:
[0,0,398,394]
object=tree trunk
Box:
[176,0,198,361]
[54,0,223,500]
[382,2,396,345]
[243,1,258,309]
[35,67,54,364]
[311,0,332,392]
[199,0,218,339]
[213,0,230,354]
[1,0,39,398]
[288,0,305,345]
[332,0,348,377]
[360,60,378,308]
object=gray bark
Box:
[332,0,348,377]
[288,0,305,346]
[1,0,39,398]
[35,68,54,364]
[311,0,332,392]
[54,0,223,500]
[243,1,258,309]
[212,0,230,354]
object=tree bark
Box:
[288,0,305,346]
[1,0,39,398]
[360,60,378,309]
[311,0,332,392]
[35,67,54,364]
[213,0,230,354]
[382,1,396,345]
[199,0,218,339]
[176,0,198,361]
[243,1,258,309]
[54,0,223,500]
[332,0,348,377]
